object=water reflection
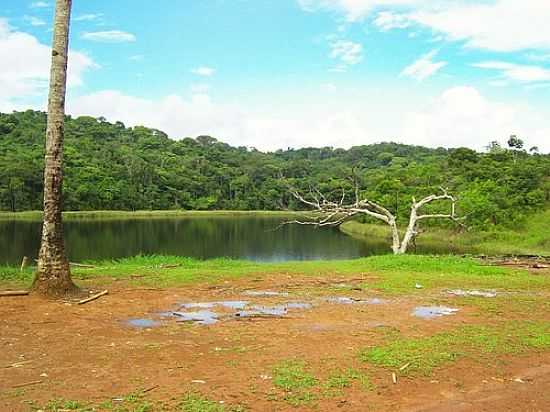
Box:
[0,216,389,264]
[0,216,470,265]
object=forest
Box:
[0,110,548,230]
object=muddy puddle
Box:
[126,294,390,327]
[126,318,161,328]
[327,297,387,305]
[413,306,459,319]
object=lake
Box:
[0,216,469,265]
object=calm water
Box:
[0,216,467,265]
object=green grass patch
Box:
[179,393,246,412]
[323,368,374,397]
[271,360,319,407]
[2,254,548,295]
[0,210,303,222]
[360,321,550,376]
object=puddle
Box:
[127,319,161,328]
[243,291,289,297]
[235,302,312,318]
[173,310,219,325]
[413,306,459,319]
[285,302,312,309]
[327,297,387,305]
[447,290,497,298]
[181,301,249,310]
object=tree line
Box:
[1,110,548,229]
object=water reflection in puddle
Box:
[236,302,312,319]
[413,306,459,319]
[127,319,161,328]
[181,301,249,310]
[327,297,387,305]
[173,310,219,325]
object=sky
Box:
[1,0,549,152]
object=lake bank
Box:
[0,210,305,221]
[340,209,550,257]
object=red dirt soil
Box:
[1,276,549,411]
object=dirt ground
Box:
[1,273,549,412]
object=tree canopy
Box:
[1,110,548,230]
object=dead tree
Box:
[288,186,463,255]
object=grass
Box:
[269,360,375,406]
[360,321,550,376]
[341,209,550,257]
[32,392,247,412]
[0,210,303,222]
[2,254,548,295]
[180,393,245,412]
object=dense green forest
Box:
[0,110,548,229]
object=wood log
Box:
[0,290,29,297]
[77,290,108,305]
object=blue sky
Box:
[1,0,549,151]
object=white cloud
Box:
[191,67,216,76]
[129,54,144,61]
[23,15,46,26]
[473,61,550,83]
[82,30,136,43]
[329,39,363,71]
[527,53,550,63]
[408,1,550,52]
[64,85,550,153]
[321,83,337,92]
[68,90,379,151]
[298,0,427,22]
[401,86,550,152]
[401,50,446,81]
[374,11,410,30]
[74,14,104,22]
[301,1,550,52]
[30,1,49,8]
[0,18,97,110]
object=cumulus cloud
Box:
[191,67,216,77]
[74,14,104,22]
[298,0,427,22]
[401,86,550,151]
[329,39,363,71]
[65,85,550,153]
[30,1,49,8]
[374,11,410,30]
[472,62,550,83]
[401,50,446,81]
[300,1,550,52]
[23,15,46,26]
[0,18,97,110]
[67,90,381,151]
[82,30,136,43]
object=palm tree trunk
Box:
[32,0,78,297]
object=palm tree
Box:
[32,0,79,297]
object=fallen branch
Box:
[70,262,97,268]
[78,290,108,305]
[34,259,96,268]
[3,360,33,369]
[13,380,42,389]
[0,290,29,297]
[142,385,159,394]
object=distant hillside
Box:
[0,110,548,229]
